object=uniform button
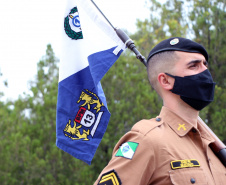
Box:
[190,178,196,184]
[192,128,197,133]
[156,117,161,122]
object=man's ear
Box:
[157,73,174,90]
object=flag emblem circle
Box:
[64,7,83,40]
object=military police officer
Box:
[94,37,226,185]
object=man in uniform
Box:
[94,37,226,185]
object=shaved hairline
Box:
[147,51,178,95]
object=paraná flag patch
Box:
[115,142,139,159]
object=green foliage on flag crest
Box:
[69,7,78,14]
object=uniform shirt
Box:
[94,106,226,185]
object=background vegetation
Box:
[0,0,225,184]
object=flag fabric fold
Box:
[56,0,125,165]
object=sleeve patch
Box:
[115,141,139,159]
[97,170,121,185]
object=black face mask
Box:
[166,69,216,110]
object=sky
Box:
[0,0,150,101]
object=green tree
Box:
[189,0,226,87]
[0,45,92,185]
[189,0,226,142]
[0,70,29,184]
[131,0,187,57]
[21,44,94,185]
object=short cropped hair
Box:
[147,51,178,95]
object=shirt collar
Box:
[159,106,195,137]
[197,118,213,141]
[158,107,213,142]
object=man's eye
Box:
[204,61,208,67]
[189,64,197,68]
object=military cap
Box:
[147,37,208,63]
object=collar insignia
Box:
[177,124,186,131]
[171,159,200,170]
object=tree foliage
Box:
[0,0,225,184]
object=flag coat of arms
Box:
[56,0,125,165]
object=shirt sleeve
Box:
[94,130,156,185]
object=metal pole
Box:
[90,0,115,30]
[90,0,147,66]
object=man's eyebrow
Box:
[187,59,208,66]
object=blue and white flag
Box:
[56,0,125,165]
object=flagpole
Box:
[90,0,147,66]
[90,0,115,30]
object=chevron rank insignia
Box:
[115,142,139,159]
[171,159,200,170]
[98,170,121,185]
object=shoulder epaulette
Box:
[131,117,163,135]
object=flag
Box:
[56,0,125,165]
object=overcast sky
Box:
[0,0,150,101]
